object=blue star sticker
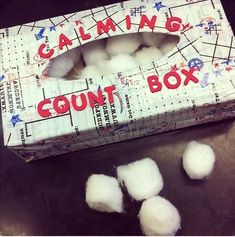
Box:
[10,114,22,127]
[49,26,56,32]
[195,23,205,28]
[34,28,46,40]
[0,75,5,82]
[221,59,232,65]
[153,2,166,11]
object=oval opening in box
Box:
[46,32,180,80]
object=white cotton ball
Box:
[139,196,181,236]
[81,39,109,65]
[65,60,84,80]
[47,47,81,78]
[106,34,142,56]
[98,54,139,75]
[142,32,166,47]
[134,47,163,66]
[83,49,109,66]
[117,158,163,201]
[65,47,81,64]
[79,65,103,79]
[159,35,179,55]
[86,174,123,213]
[182,141,216,180]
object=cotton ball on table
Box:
[117,158,163,201]
[47,47,81,78]
[182,141,216,180]
[142,32,166,47]
[159,35,179,55]
[106,34,142,56]
[86,174,123,213]
[134,47,163,66]
[98,54,139,75]
[81,39,109,65]
[139,196,181,236]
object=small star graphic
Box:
[0,75,5,82]
[171,64,178,72]
[226,66,233,72]
[34,28,45,40]
[221,59,232,65]
[74,20,82,25]
[195,23,205,28]
[10,114,22,127]
[213,69,223,77]
[153,2,166,11]
[49,26,56,32]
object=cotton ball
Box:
[65,60,84,80]
[86,174,123,213]
[106,34,142,56]
[159,35,179,55]
[117,158,163,201]
[65,47,81,64]
[182,141,216,180]
[81,39,109,65]
[142,32,166,47]
[139,196,181,236]
[80,65,103,79]
[98,54,139,75]
[134,47,163,66]
[47,47,81,78]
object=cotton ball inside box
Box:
[81,39,109,66]
[134,47,163,66]
[106,33,142,56]
[117,158,163,201]
[64,60,84,80]
[80,65,103,79]
[47,47,81,78]
[159,35,180,55]
[182,141,216,180]
[98,54,139,75]
[142,32,166,47]
[86,174,123,213]
[139,196,181,236]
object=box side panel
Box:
[9,99,235,162]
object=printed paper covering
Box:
[0,0,235,161]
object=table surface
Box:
[0,0,235,235]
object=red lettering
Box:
[37,86,118,117]
[147,75,162,93]
[88,88,105,107]
[166,17,182,32]
[104,85,116,103]
[181,68,199,85]
[71,94,87,111]
[97,18,116,35]
[38,44,54,59]
[139,15,157,30]
[164,71,181,89]
[126,15,131,30]
[78,27,91,41]
[59,33,72,50]
[53,96,70,114]
[37,99,52,117]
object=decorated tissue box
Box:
[0,0,235,162]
